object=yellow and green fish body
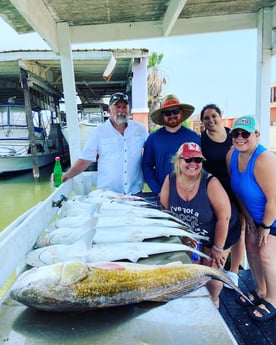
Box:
[10,261,251,312]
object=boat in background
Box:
[0,102,69,174]
[78,103,109,126]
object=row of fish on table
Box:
[10,189,251,311]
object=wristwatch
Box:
[260,222,272,229]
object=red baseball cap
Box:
[181,142,204,159]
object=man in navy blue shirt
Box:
[142,94,200,195]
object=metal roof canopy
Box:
[0,49,148,106]
[1,0,276,193]
[1,1,275,53]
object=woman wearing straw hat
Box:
[142,94,200,196]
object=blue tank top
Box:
[230,144,276,226]
[168,171,240,248]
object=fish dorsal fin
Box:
[61,262,89,285]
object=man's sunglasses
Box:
[162,108,181,117]
[180,157,204,163]
[110,93,128,104]
[231,130,251,139]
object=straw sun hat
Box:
[150,94,195,126]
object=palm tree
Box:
[147,52,167,130]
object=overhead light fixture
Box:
[103,55,117,81]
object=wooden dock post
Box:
[20,67,40,181]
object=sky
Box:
[1,17,276,118]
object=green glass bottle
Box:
[53,156,63,187]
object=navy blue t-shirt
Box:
[142,126,200,194]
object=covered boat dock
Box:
[1,1,276,343]
[1,0,275,173]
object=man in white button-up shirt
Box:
[62,93,148,194]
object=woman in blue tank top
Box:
[160,142,241,308]
[226,115,276,321]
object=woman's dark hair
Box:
[200,103,222,121]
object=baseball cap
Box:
[109,92,129,106]
[231,116,256,133]
[181,142,204,159]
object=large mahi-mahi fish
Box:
[10,261,251,312]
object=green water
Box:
[0,165,55,231]
[0,165,57,296]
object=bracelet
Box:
[260,222,272,229]
[212,245,224,253]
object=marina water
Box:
[0,165,55,231]
[0,165,58,297]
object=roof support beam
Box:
[162,0,188,36]
[256,7,273,148]
[56,23,80,163]
[70,13,257,44]
[272,5,276,54]
[9,0,59,52]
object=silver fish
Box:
[35,224,208,247]
[35,218,97,247]
[86,189,151,204]
[10,261,252,312]
[25,241,210,267]
[93,226,204,243]
[94,216,190,228]
[54,209,96,228]
[54,214,187,229]
[73,200,193,229]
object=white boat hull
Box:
[0,103,69,174]
[0,151,61,174]
[0,151,60,174]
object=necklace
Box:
[180,176,198,192]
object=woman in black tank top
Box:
[200,104,245,289]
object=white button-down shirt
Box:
[80,119,148,194]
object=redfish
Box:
[10,261,252,312]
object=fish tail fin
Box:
[207,268,253,305]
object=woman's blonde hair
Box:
[171,143,203,180]
[172,144,185,176]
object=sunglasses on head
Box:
[180,157,204,163]
[162,108,181,117]
[110,93,128,104]
[231,130,251,139]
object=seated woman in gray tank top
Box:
[160,142,241,308]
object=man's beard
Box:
[163,116,183,128]
[113,112,128,125]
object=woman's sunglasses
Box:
[180,157,204,163]
[231,130,251,139]
[162,108,181,117]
